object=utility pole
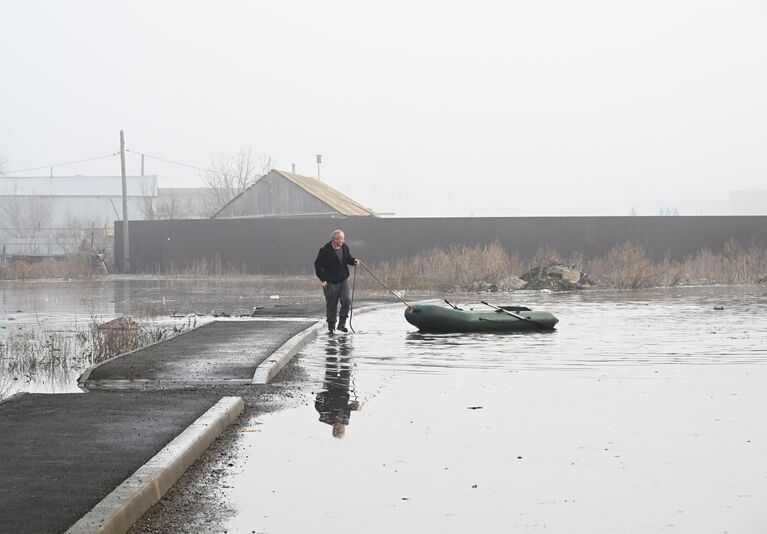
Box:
[316,154,322,181]
[120,130,130,272]
[141,153,145,177]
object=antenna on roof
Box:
[316,154,322,181]
[291,163,296,174]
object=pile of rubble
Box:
[520,264,593,291]
[467,264,593,292]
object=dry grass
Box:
[585,243,661,289]
[655,240,767,286]
[0,315,194,400]
[137,240,767,291]
[165,255,229,277]
[361,240,767,291]
[81,316,190,362]
[561,241,767,289]
[11,240,765,291]
[0,252,107,280]
[364,242,524,291]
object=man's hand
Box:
[322,281,328,288]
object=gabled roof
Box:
[272,169,376,216]
[210,169,377,218]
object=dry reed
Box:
[0,316,193,400]
[0,252,106,280]
[362,241,767,291]
[363,242,523,291]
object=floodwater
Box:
[223,286,767,533]
[0,278,323,399]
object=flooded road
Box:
[0,278,325,399]
[222,286,767,533]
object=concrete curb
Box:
[252,321,326,384]
[252,302,404,384]
[65,396,244,534]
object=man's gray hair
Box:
[331,229,344,240]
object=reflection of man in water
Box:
[315,335,361,438]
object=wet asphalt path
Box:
[83,320,315,387]
[0,292,391,534]
[0,392,220,534]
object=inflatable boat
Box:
[404,302,558,333]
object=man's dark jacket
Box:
[314,242,357,284]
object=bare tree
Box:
[148,187,215,220]
[199,148,272,216]
[139,178,158,220]
[155,195,185,220]
[0,192,54,254]
[0,198,53,236]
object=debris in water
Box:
[714,306,724,310]
[468,406,483,410]
[269,295,280,300]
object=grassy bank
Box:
[0,252,107,280]
[366,240,767,291]
[3,241,766,291]
[0,315,195,400]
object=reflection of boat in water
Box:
[404,303,558,333]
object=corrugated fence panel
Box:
[115,216,767,274]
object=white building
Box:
[0,175,157,256]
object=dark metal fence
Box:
[115,216,767,274]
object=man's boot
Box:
[337,318,348,333]
[327,321,335,335]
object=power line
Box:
[127,149,260,181]
[3,153,120,175]
[126,149,213,175]
[1,147,263,180]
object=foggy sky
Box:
[1,1,765,216]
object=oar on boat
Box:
[444,299,462,310]
[480,301,555,330]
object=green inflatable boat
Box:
[404,302,558,333]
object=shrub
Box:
[586,243,659,289]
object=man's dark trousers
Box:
[324,279,351,328]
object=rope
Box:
[348,263,357,333]
[4,152,120,174]
[358,260,412,308]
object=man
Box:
[315,335,362,438]
[314,229,359,334]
